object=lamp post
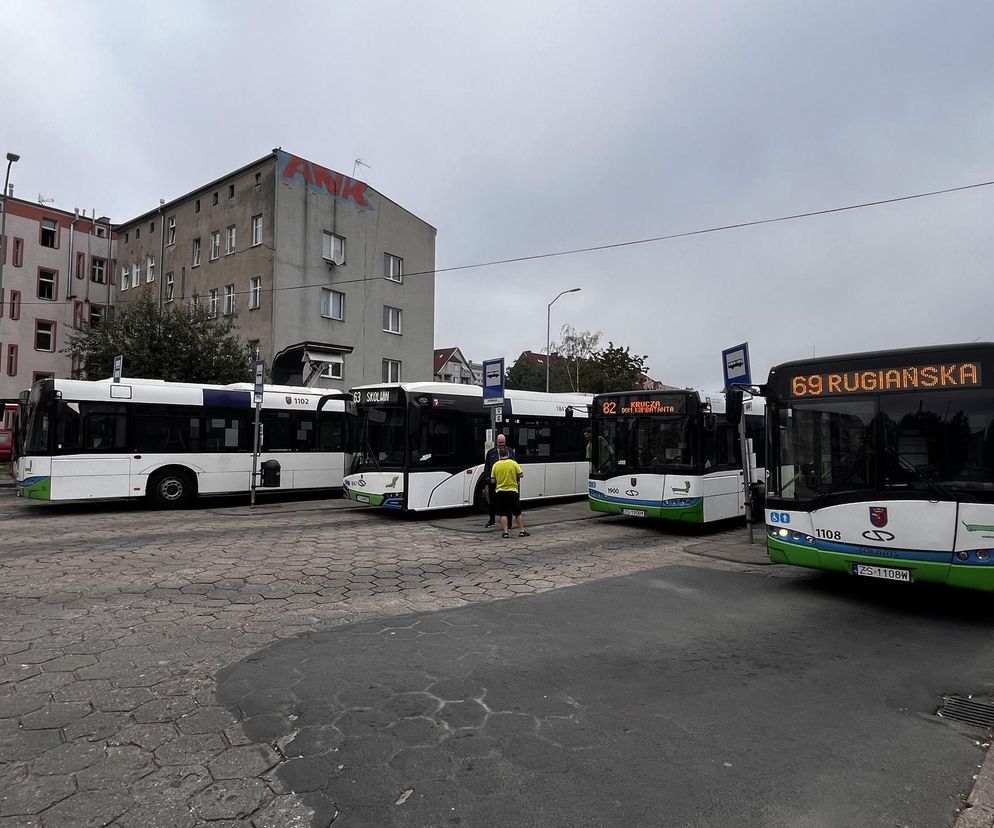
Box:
[546,287,581,392]
[0,152,20,318]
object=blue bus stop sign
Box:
[482,358,505,406]
[722,343,751,390]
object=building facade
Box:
[433,347,481,384]
[114,150,436,390]
[0,198,116,399]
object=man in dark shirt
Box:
[483,433,516,527]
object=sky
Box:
[3,0,993,392]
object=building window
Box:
[192,237,201,267]
[224,284,235,315]
[247,339,260,359]
[208,288,218,318]
[90,257,106,283]
[40,218,58,248]
[89,304,104,327]
[134,261,142,285]
[38,268,58,300]
[195,199,201,213]
[190,293,200,311]
[12,238,23,267]
[255,172,262,186]
[32,371,55,384]
[383,305,402,334]
[124,232,129,243]
[212,191,219,206]
[210,231,220,261]
[251,214,263,246]
[322,231,345,265]
[321,361,344,380]
[165,272,175,302]
[225,225,236,255]
[249,276,261,310]
[5,344,16,377]
[149,220,155,233]
[35,320,56,352]
[384,253,403,282]
[75,252,85,280]
[321,288,345,320]
[9,290,21,320]
[167,216,176,245]
[135,227,141,240]
[146,255,155,283]
[120,266,130,291]
[382,359,401,383]
[228,184,235,198]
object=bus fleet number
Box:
[815,529,842,540]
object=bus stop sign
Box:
[483,358,505,406]
[722,343,751,390]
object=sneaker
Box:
[484,521,496,528]
[518,531,531,537]
[501,531,509,538]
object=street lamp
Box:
[0,152,20,319]
[546,287,581,392]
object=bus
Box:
[588,388,764,523]
[763,342,994,590]
[14,377,350,507]
[343,382,592,512]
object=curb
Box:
[954,740,994,828]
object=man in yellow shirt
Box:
[490,449,529,538]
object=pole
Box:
[738,396,755,544]
[545,287,581,393]
[0,153,20,324]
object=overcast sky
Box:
[4,0,992,391]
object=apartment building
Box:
[0,198,115,399]
[114,150,436,389]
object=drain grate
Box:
[938,695,994,729]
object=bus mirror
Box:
[704,413,717,432]
[566,408,573,423]
[726,389,743,425]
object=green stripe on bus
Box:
[17,477,52,500]
[589,497,704,523]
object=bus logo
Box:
[869,506,888,527]
[631,477,637,487]
[862,529,895,543]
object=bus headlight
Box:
[956,550,970,562]
[778,529,789,538]
[977,550,990,561]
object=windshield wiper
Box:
[884,446,955,501]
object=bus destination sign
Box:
[357,388,401,405]
[791,362,982,398]
[600,395,687,416]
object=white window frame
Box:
[251,214,263,246]
[121,265,130,291]
[38,269,57,301]
[224,284,235,315]
[225,225,236,255]
[383,305,402,334]
[165,272,174,302]
[146,255,155,283]
[133,261,141,285]
[249,276,261,310]
[192,238,202,267]
[166,216,176,245]
[384,253,403,282]
[208,288,218,318]
[321,288,345,320]
[321,361,344,380]
[322,231,345,265]
[210,231,220,261]
[382,359,401,383]
[35,320,55,352]
[90,258,106,284]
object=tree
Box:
[65,290,254,384]
[550,325,601,391]
[585,342,649,393]
[505,353,546,391]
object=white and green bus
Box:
[343,382,592,512]
[15,377,349,507]
[588,388,764,523]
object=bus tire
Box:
[473,478,491,513]
[147,467,196,508]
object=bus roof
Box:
[350,381,593,406]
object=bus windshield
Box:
[595,415,696,474]
[352,405,407,472]
[769,390,994,501]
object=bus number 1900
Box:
[815,528,842,540]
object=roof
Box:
[433,347,460,375]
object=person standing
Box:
[491,448,529,538]
[483,433,515,527]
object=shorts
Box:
[494,490,521,519]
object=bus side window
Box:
[82,404,127,451]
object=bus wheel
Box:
[473,479,491,513]
[148,468,195,508]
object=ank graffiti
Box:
[277,150,376,212]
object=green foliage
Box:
[64,289,254,384]
[585,342,649,393]
[505,354,547,391]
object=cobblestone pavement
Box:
[0,490,760,827]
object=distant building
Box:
[434,347,480,384]
[114,150,437,389]
[0,197,116,398]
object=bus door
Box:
[53,403,133,499]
